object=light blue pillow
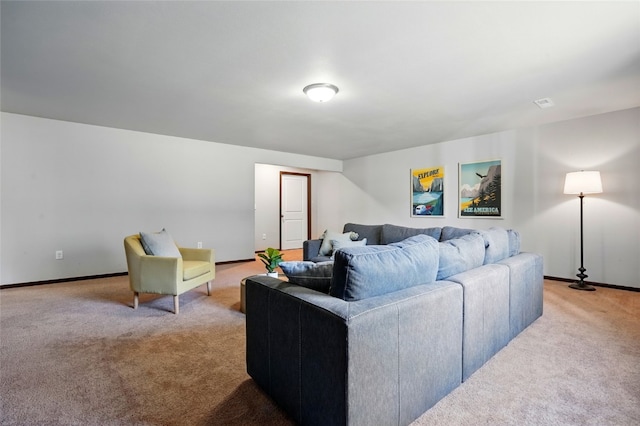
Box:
[279,261,334,293]
[507,229,521,256]
[318,230,359,256]
[139,229,182,257]
[437,233,485,280]
[330,234,439,301]
[330,238,367,259]
[440,226,475,242]
[479,227,510,264]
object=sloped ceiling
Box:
[2,1,639,160]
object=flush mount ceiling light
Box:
[303,83,339,102]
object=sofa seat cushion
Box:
[437,233,485,280]
[279,261,334,293]
[330,234,439,301]
[381,224,442,244]
[183,260,210,281]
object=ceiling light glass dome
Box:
[303,83,339,102]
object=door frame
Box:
[280,171,311,249]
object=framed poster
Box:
[459,159,502,218]
[411,166,444,217]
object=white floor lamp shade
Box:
[564,171,603,195]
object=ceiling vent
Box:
[533,97,555,109]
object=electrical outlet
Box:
[197,242,203,249]
[262,234,266,240]
[55,250,64,260]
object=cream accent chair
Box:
[124,235,215,314]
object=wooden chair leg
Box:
[206,281,211,296]
[133,292,139,309]
[173,295,179,314]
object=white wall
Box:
[0,113,341,285]
[254,163,322,252]
[3,109,638,289]
[320,108,640,289]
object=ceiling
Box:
[2,1,639,161]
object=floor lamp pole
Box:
[569,194,595,291]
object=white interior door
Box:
[280,173,309,250]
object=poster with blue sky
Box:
[459,159,502,218]
[411,166,444,217]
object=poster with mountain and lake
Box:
[411,166,444,217]
[459,160,502,218]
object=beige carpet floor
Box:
[1,252,639,425]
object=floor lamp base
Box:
[569,268,596,291]
[569,282,596,291]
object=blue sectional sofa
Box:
[245,224,543,426]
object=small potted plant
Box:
[258,247,283,278]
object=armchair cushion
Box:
[183,260,212,281]
[139,229,182,258]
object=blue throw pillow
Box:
[479,227,510,264]
[440,226,476,241]
[507,229,521,256]
[330,234,439,301]
[437,233,485,280]
[139,229,182,257]
[280,261,334,293]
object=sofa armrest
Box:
[179,247,215,264]
[245,276,463,426]
[497,252,543,339]
[446,263,510,381]
[302,239,322,261]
